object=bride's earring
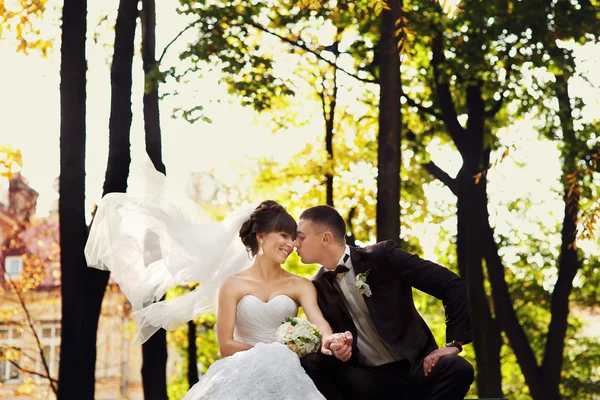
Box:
[258,241,264,256]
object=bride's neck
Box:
[251,258,284,282]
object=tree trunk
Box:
[481,200,552,400]
[141,0,165,174]
[57,0,104,398]
[187,320,199,388]
[100,1,142,399]
[376,0,401,243]
[103,0,138,196]
[345,207,357,246]
[480,71,583,400]
[475,75,581,400]
[320,59,338,208]
[140,1,169,398]
[456,160,503,398]
[539,72,581,400]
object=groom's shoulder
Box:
[310,268,329,289]
[355,240,398,257]
[312,267,325,281]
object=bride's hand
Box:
[322,332,352,362]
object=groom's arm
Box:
[382,240,473,345]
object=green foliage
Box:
[167,310,220,399]
[491,192,600,397]
[165,1,600,398]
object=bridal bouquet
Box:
[276,317,322,358]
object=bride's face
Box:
[260,231,294,264]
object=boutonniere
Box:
[355,269,372,297]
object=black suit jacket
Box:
[312,240,472,367]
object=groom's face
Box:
[294,219,323,264]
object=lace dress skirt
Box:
[183,343,325,400]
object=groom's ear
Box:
[322,231,334,246]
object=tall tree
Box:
[57,0,98,397]
[376,0,402,243]
[401,1,523,396]
[320,54,340,208]
[401,0,598,397]
[67,0,139,397]
[486,18,600,396]
[103,0,139,196]
[140,0,169,398]
[141,0,165,174]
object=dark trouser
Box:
[301,353,474,400]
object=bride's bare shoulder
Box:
[287,273,312,287]
[220,274,245,291]
[220,271,255,294]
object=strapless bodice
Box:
[234,295,298,345]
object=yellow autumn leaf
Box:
[0,144,23,178]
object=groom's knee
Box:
[443,355,474,386]
[453,356,474,381]
[300,353,331,376]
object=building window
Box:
[4,256,23,280]
[0,326,22,382]
[37,324,60,380]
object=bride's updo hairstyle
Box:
[239,200,297,256]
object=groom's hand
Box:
[322,332,353,362]
[331,331,353,362]
[423,346,460,376]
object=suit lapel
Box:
[349,247,378,321]
[318,267,353,322]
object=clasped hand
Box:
[321,331,353,362]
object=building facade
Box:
[0,174,147,399]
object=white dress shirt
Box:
[333,245,405,366]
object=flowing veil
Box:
[85,156,256,344]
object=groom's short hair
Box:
[299,205,346,242]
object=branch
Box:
[247,21,377,85]
[4,275,57,396]
[485,95,505,118]
[422,160,458,195]
[404,126,456,193]
[400,89,444,120]
[1,345,39,364]
[481,225,544,396]
[485,60,514,117]
[157,18,203,65]
[430,31,466,142]
[541,72,583,386]
[7,359,59,384]
[317,75,328,125]
[578,71,599,90]
[328,52,339,136]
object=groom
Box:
[296,205,474,400]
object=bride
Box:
[84,162,352,399]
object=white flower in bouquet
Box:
[276,317,322,358]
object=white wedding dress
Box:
[84,157,325,399]
[183,294,325,399]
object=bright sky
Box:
[0,0,599,262]
[0,0,325,219]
